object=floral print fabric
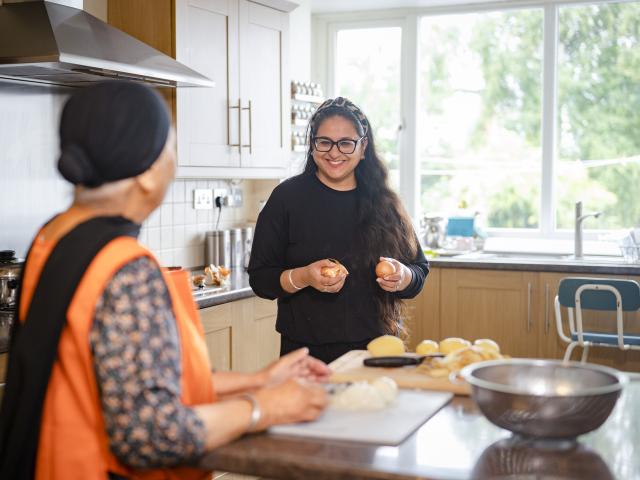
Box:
[90,256,206,469]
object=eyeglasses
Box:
[312,136,365,154]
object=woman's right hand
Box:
[255,379,328,427]
[302,259,347,294]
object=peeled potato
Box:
[416,339,439,355]
[439,337,471,355]
[474,338,500,354]
[367,335,405,357]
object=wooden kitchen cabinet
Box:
[438,268,539,358]
[409,266,640,371]
[405,267,440,350]
[108,0,293,179]
[200,296,280,373]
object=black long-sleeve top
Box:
[248,173,429,345]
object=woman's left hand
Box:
[376,257,412,293]
[258,347,332,387]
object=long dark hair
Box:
[303,101,418,339]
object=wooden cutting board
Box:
[329,350,471,396]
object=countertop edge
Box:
[429,258,640,275]
[195,287,255,309]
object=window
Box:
[556,2,640,230]
[326,1,640,236]
[419,10,543,229]
[334,26,402,189]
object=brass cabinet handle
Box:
[544,283,550,334]
[228,98,242,151]
[527,282,532,333]
[241,100,253,154]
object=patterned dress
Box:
[89,257,206,469]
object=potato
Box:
[416,339,439,355]
[438,337,471,355]
[474,338,500,354]
[367,335,405,357]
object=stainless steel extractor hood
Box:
[0,0,214,88]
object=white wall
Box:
[0,84,71,256]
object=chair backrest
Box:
[557,277,640,311]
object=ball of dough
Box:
[330,382,387,411]
[416,339,439,355]
[439,337,471,355]
[367,335,405,357]
[474,338,500,354]
[331,377,398,411]
[371,376,398,404]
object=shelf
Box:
[292,145,307,153]
[292,93,324,104]
[291,118,309,127]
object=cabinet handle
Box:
[544,283,550,334]
[228,98,242,151]
[241,100,253,154]
[527,282,532,333]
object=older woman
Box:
[0,81,329,480]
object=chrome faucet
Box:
[574,201,601,259]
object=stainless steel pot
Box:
[0,250,23,309]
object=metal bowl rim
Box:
[461,358,628,397]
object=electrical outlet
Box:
[193,189,213,210]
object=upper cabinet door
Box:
[176,0,240,168]
[238,0,289,169]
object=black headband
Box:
[57,81,171,188]
[309,97,369,136]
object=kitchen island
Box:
[199,375,639,480]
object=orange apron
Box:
[19,209,216,480]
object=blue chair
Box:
[555,277,640,362]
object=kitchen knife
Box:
[363,354,443,368]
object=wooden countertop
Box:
[198,376,639,479]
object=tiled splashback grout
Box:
[141,178,278,268]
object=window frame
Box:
[315,0,635,240]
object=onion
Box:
[375,260,396,278]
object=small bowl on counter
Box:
[461,358,627,439]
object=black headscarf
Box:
[57,80,171,187]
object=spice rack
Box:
[291,81,324,153]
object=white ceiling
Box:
[310,0,492,13]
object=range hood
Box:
[0,0,214,88]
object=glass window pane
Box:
[419,10,543,229]
[335,27,402,190]
[556,2,640,230]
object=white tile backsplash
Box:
[140,178,272,268]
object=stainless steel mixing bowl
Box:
[461,359,627,439]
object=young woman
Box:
[249,97,429,364]
[0,81,329,480]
